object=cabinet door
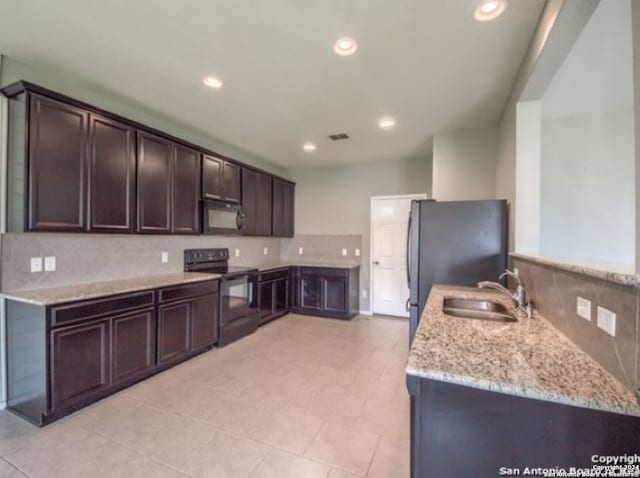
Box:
[222,161,241,203]
[137,132,173,233]
[241,168,258,235]
[50,319,110,411]
[28,94,88,231]
[300,275,323,311]
[89,115,135,232]
[158,302,191,364]
[282,181,295,237]
[274,278,289,314]
[323,277,348,313]
[191,294,218,350]
[259,281,275,321]
[272,179,294,237]
[112,309,155,384]
[202,155,223,200]
[256,172,273,236]
[173,145,200,234]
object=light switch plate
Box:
[30,257,43,273]
[298,247,304,255]
[577,296,591,321]
[362,289,368,298]
[235,249,240,257]
[597,306,616,336]
[263,247,268,256]
[342,248,347,256]
[161,252,169,264]
[355,248,360,257]
[44,256,56,272]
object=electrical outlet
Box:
[362,289,368,298]
[298,247,304,255]
[44,256,56,272]
[235,249,240,257]
[597,306,616,336]
[355,248,360,257]
[30,257,43,273]
[342,248,347,256]
[577,297,591,321]
[263,247,268,256]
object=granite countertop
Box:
[0,272,221,306]
[249,261,361,272]
[406,284,640,417]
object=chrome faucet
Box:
[478,269,532,318]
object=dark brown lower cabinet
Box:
[158,302,191,364]
[5,279,220,427]
[50,318,111,411]
[112,309,156,384]
[258,268,290,325]
[293,266,360,319]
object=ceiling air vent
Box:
[328,133,350,141]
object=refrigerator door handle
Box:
[406,211,412,288]
[405,298,411,312]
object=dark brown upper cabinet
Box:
[202,155,241,204]
[28,94,88,231]
[2,82,294,237]
[272,178,295,237]
[137,131,173,233]
[242,168,272,236]
[89,115,136,233]
[172,145,201,234]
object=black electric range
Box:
[184,248,258,346]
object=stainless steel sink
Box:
[442,298,517,322]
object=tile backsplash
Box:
[0,233,362,292]
[280,234,362,263]
[512,256,639,394]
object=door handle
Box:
[406,298,411,312]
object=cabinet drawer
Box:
[299,267,349,278]
[259,268,290,282]
[158,280,219,303]
[49,291,155,328]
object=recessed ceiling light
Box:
[302,142,317,153]
[202,76,223,89]
[378,117,396,130]
[333,36,358,56]
[474,0,507,21]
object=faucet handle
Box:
[499,269,521,285]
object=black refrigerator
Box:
[407,199,508,342]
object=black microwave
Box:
[202,200,246,235]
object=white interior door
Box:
[372,196,422,317]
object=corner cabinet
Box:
[292,266,360,319]
[5,279,219,426]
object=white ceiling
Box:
[0,0,544,168]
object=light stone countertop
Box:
[0,272,221,306]
[248,261,361,272]
[406,284,640,417]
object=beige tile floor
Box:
[0,314,410,478]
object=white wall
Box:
[291,156,432,312]
[538,0,635,271]
[432,124,498,201]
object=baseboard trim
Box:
[359,310,373,316]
